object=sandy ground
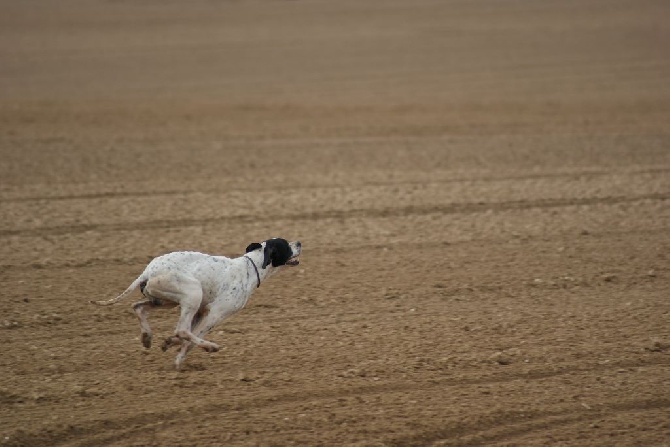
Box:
[1,1,669,445]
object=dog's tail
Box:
[89,276,144,306]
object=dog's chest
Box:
[199,262,250,306]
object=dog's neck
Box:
[240,251,279,289]
[243,255,261,288]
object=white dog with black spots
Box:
[92,238,301,369]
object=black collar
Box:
[243,255,261,288]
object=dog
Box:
[91,238,301,369]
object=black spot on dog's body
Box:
[139,280,148,294]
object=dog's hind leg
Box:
[132,299,155,348]
[132,298,177,349]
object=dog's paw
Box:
[141,332,152,349]
[161,336,176,352]
[202,343,220,353]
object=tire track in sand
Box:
[4,358,667,447]
[0,193,667,238]
[2,167,668,203]
[390,399,670,447]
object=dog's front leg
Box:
[174,309,227,369]
[174,341,195,369]
[161,309,204,352]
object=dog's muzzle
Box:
[287,241,302,266]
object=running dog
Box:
[91,238,301,369]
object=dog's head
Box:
[245,238,301,269]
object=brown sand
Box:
[1,1,669,445]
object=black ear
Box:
[262,244,274,269]
[245,242,262,253]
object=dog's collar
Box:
[243,255,261,288]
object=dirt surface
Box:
[1,1,669,446]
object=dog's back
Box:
[142,251,239,301]
[140,251,231,282]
